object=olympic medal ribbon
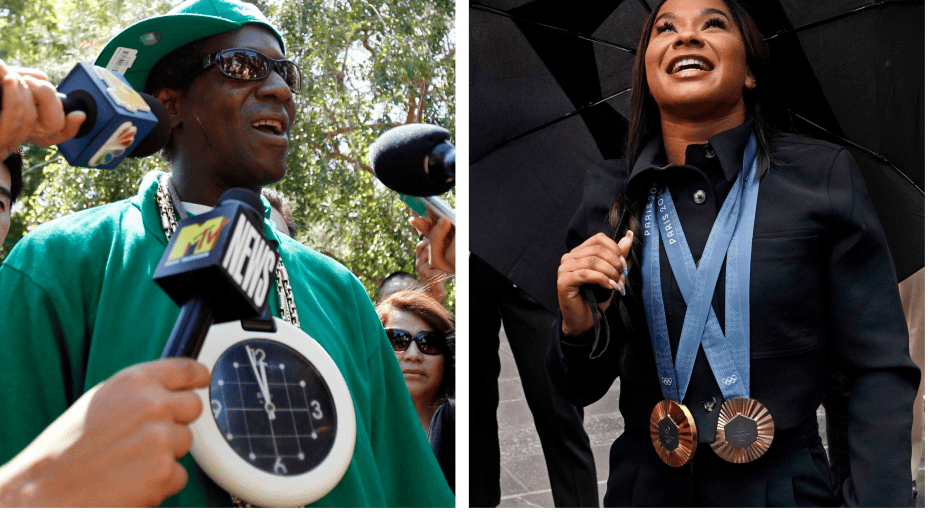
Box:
[641,184,699,467]
[656,184,748,401]
[642,134,777,465]
[651,134,756,403]
[641,186,680,401]
[650,134,774,463]
[713,136,774,464]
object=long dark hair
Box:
[626,0,781,177]
[612,0,783,325]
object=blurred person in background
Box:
[262,187,296,238]
[377,270,422,303]
[1,151,23,246]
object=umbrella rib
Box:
[638,0,652,13]
[790,111,924,195]
[468,2,636,54]
[469,87,631,166]
[762,0,923,41]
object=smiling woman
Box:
[548,0,919,508]
[644,0,755,143]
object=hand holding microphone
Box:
[370,123,457,274]
[410,215,455,275]
[0,357,210,507]
[1,59,170,168]
[0,60,86,159]
[415,238,447,303]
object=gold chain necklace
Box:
[154,176,301,327]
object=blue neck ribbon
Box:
[640,133,760,403]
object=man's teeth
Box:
[252,120,283,134]
[671,58,711,73]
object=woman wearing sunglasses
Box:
[376,290,455,492]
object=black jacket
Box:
[546,120,919,507]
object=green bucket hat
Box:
[94,0,284,92]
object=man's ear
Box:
[153,88,183,129]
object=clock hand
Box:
[246,346,276,419]
[258,358,276,420]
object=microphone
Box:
[154,189,279,359]
[398,193,455,224]
[56,62,171,169]
[369,123,455,197]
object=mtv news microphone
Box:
[55,62,171,168]
[369,123,456,223]
[154,189,279,359]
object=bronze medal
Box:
[712,397,775,463]
[649,399,697,467]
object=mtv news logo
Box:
[161,212,277,309]
[221,213,278,308]
[166,216,230,264]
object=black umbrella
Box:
[469,0,924,313]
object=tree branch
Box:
[329,145,373,175]
[325,123,385,138]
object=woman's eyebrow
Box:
[654,12,675,24]
[655,7,730,24]
[701,7,730,19]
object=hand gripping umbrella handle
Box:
[580,209,630,304]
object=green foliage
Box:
[0,0,455,313]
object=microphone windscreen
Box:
[218,187,266,218]
[128,93,171,158]
[369,123,452,197]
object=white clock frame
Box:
[190,318,356,507]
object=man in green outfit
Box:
[0,0,453,507]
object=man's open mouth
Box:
[252,119,285,136]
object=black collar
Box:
[624,117,755,204]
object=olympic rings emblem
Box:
[661,377,673,386]
[722,375,738,385]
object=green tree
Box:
[0,0,455,311]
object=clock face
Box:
[208,339,338,477]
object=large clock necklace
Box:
[155,176,356,507]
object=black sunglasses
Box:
[385,328,446,356]
[189,48,302,94]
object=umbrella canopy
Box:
[469,0,924,313]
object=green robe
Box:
[0,172,454,507]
